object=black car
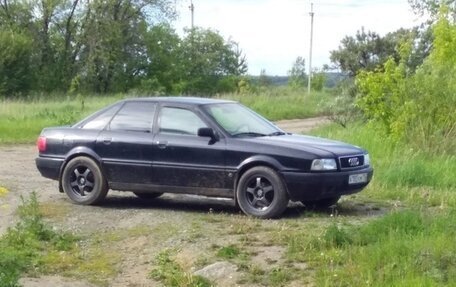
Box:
[36,97,373,218]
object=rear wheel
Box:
[61,156,108,205]
[133,192,163,199]
[301,196,340,209]
[236,166,289,219]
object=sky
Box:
[173,0,425,76]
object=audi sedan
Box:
[36,97,373,218]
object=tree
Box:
[143,23,182,93]
[0,30,33,97]
[288,56,307,88]
[330,28,397,76]
[175,28,248,95]
[409,0,456,19]
[0,0,247,96]
[330,27,431,76]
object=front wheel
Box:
[236,166,289,219]
[61,156,108,205]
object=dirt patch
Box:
[276,117,330,134]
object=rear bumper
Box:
[282,166,374,201]
[35,157,64,180]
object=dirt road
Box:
[0,117,341,287]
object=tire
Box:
[301,196,340,209]
[61,156,108,205]
[236,166,289,219]
[133,192,163,199]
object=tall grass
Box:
[0,89,331,144]
[286,210,456,286]
[312,122,456,207]
[0,95,122,144]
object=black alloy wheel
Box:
[236,166,289,219]
[61,156,108,205]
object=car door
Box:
[151,105,228,190]
[95,101,156,185]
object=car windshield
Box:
[204,103,283,137]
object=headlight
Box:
[311,159,337,171]
[364,154,370,166]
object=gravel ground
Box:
[0,117,332,287]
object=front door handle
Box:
[156,140,168,149]
[103,138,112,145]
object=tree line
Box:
[0,0,247,98]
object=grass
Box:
[284,210,456,286]
[0,193,121,287]
[0,193,78,287]
[150,249,213,287]
[0,89,330,144]
[311,122,456,207]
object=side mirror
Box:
[198,127,217,140]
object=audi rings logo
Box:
[348,157,360,167]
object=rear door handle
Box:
[103,138,112,145]
[156,140,168,149]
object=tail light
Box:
[37,136,47,152]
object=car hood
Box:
[242,134,365,157]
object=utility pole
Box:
[189,0,195,29]
[307,2,314,94]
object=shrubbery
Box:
[356,13,456,154]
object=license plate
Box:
[349,173,368,184]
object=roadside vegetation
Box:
[0,89,330,144]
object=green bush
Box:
[356,14,456,154]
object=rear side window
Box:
[81,105,119,130]
[109,102,156,133]
[158,107,207,135]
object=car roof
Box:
[123,97,235,105]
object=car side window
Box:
[109,102,156,133]
[81,105,119,130]
[158,107,207,135]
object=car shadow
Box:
[98,193,387,219]
[100,193,241,215]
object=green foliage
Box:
[0,0,246,96]
[0,30,33,97]
[313,122,456,208]
[268,267,293,287]
[409,0,456,19]
[356,15,456,153]
[286,210,456,286]
[0,193,78,287]
[330,28,397,76]
[310,69,326,92]
[330,26,428,76]
[216,245,242,259]
[151,250,213,287]
[321,79,360,128]
[288,56,307,88]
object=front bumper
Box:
[282,166,374,201]
[35,156,64,180]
